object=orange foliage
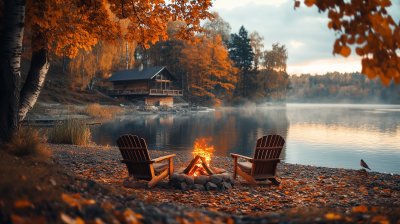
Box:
[295,0,400,85]
[180,35,237,106]
[24,0,213,58]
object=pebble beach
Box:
[47,143,400,222]
[3,142,400,224]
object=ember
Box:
[185,138,215,177]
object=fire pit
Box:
[169,138,234,191]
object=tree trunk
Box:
[18,36,49,122]
[62,55,67,71]
[0,0,26,142]
[126,41,129,69]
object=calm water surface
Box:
[90,104,400,174]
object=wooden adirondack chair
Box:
[230,134,285,187]
[117,135,175,188]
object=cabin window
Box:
[123,84,127,90]
[162,73,168,80]
[157,73,161,80]
[162,82,165,90]
[166,82,170,90]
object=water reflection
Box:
[90,107,289,160]
[90,104,400,174]
[284,104,400,174]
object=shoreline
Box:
[51,143,400,213]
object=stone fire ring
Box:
[169,168,235,191]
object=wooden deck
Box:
[107,89,183,96]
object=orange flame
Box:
[190,137,215,176]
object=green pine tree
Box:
[228,25,255,98]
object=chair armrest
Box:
[230,153,253,161]
[250,158,281,162]
[120,159,154,164]
[152,154,176,163]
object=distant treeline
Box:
[288,72,400,104]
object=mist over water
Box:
[90,104,400,174]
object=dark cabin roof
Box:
[106,66,177,82]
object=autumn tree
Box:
[69,38,137,90]
[133,20,188,89]
[295,0,400,85]
[0,0,213,142]
[260,43,289,101]
[202,12,232,46]
[250,31,265,68]
[180,35,237,107]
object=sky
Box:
[209,0,400,76]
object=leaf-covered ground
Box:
[1,144,400,224]
[52,144,400,213]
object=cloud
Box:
[290,40,305,49]
[287,56,362,75]
[208,0,400,74]
[211,0,289,10]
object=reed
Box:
[79,103,122,118]
[5,126,51,157]
[48,118,91,145]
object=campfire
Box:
[184,138,215,177]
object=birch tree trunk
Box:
[0,0,26,142]
[18,34,50,122]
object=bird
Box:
[360,159,371,170]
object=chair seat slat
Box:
[119,147,148,151]
[255,147,283,150]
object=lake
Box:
[90,104,400,174]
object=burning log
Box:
[184,156,214,176]
[201,158,215,175]
[183,156,201,174]
[184,137,216,176]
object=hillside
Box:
[21,54,121,105]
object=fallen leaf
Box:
[14,200,33,208]
[353,205,368,213]
[325,213,341,220]
[372,216,388,223]
[61,213,75,224]
[11,215,24,224]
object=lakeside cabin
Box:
[106,66,183,106]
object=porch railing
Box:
[149,89,183,95]
[107,89,183,96]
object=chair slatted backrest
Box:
[117,135,152,177]
[252,135,285,176]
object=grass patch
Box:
[79,103,123,118]
[4,126,51,158]
[48,118,91,145]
